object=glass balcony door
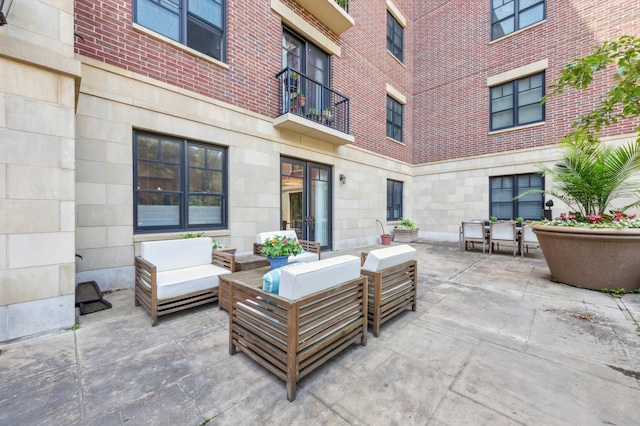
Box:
[282,29,330,115]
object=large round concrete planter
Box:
[532,225,640,292]
[393,228,419,243]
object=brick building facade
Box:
[1,0,639,340]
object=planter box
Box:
[393,228,419,243]
[533,225,640,292]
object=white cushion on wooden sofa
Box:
[362,245,417,272]
[141,237,212,271]
[256,230,318,263]
[155,264,229,300]
[278,255,360,300]
[140,237,228,300]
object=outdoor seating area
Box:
[133,232,420,401]
[3,239,639,424]
[460,220,535,257]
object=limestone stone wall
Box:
[413,133,640,242]
[0,0,79,341]
[74,58,414,291]
[412,147,558,241]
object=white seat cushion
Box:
[155,264,230,300]
[256,230,298,244]
[287,251,317,263]
[141,237,212,272]
[362,244,416,272]
[278,255,360,300]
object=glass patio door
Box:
[280,158,332,250]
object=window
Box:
[387,180,403,221]
[490,174,544,220]
[134,131,227,233]
[490,72,544,131]
[387,12,403,62]
[387,96,403,141]
[134,0,226,61]
[491,0,545,40]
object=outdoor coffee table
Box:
[219,266,271,311]
[233,254,269,271]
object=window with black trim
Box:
[387,179,403,221]
[490,72,544,131]
[490,174,544,220]
[386,96,403,141]
[134,0,226,61]
[491,0,545,40]
[387,11,403,62]
[134,131,227,233]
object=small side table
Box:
[219,266,271,311]
[234,254,269,271]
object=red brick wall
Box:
[75,0,281,117]
[413,0,640,163]
[74,0,415,163]
[337,0,414,163]
[76,1,639,166]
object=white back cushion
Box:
[490,222,516,240]
[462,222,485,239]
[278,255,360,300]
[141,237,212,272]
[362,244,416,272]
[256,230,298,244]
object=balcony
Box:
[274,68,353,146]
[293,0,355,35]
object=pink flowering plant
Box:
[545,211,640,228]
[260,235,303,257]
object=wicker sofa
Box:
[360,245,418,337]
[134,237,235,326]
[252,230,321,263]
[229,255,368,401]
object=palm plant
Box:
[523,35,640,221]
[538,131,640,218]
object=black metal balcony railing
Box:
[276,67,350,135]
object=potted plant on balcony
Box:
[307,108,321,122]
[525,35,640,292]
[322,108,333,125]
[288,70,298,91]
[393,217,419,243]
[296,92,305,108]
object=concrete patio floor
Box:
[1,240,639,425]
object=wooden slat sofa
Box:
[229,255,367,401]
[253,230,321,263]
[135,237,235,326]
[360,244,418,337]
